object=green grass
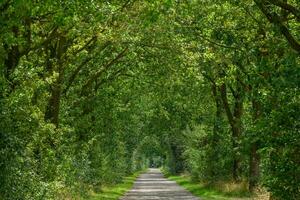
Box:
[85,172,142,200]
[167,175,252,200]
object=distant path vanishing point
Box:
[120,168,200,200]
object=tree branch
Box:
[72,35,97,56]
[201,72,216,85]
[268,0,300,21]
[198,34,240,50]
[254,0,300,53]
[229,84,238,99]
[81,47,128,95]
[63,41,112,95]
[94,67,126,91]
[220,84,235,128]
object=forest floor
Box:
[167,175,269,200]
[84,171,142,200]
[83,169,269,200]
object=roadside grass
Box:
[167,175,255,200]
[84,171,142,200]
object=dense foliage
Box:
[0,0,299,200]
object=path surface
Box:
[120,168,200,200]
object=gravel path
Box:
[120,168,200,200]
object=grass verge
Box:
[167,175,253,200]
[85,171,142,200]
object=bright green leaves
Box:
[1,0,299,200]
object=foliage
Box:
[0,0,299,199]
[84,171,142,200]
[168,175,251,200]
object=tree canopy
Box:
[0,0,299,200]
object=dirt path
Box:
[120,168,200,200]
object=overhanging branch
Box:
[81,47,128,95]
[254,0,300,53]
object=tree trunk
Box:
[249,141,260,192]
[231,126,241,181]
[44,71,63,126]
[3,26,21,92]
[212,83,222,135]
[232,86,243,181]
[44,36,66,127]
[249,99,261,192]
[210,83,222,179]
[220,83,243,181]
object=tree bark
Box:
[254,0,300,53]
[44,36,66,127]
[3,26,21,88]
[220,83,243,181]
[249,141,260,192]
[249,99,261,192]
[44,69,63,126]
[210,83,222,178]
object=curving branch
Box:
[81,47,128,95]
[72,35,97,56]
[268,0,300,21]
[63,41,112,95]
[254,0,300,53]
[94,67,126,91]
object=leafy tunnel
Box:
[0,1,299,200]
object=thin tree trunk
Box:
[220,83,243,181]
[249,141,260,192]
[210,83,222,178]
[249,99,261,192]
